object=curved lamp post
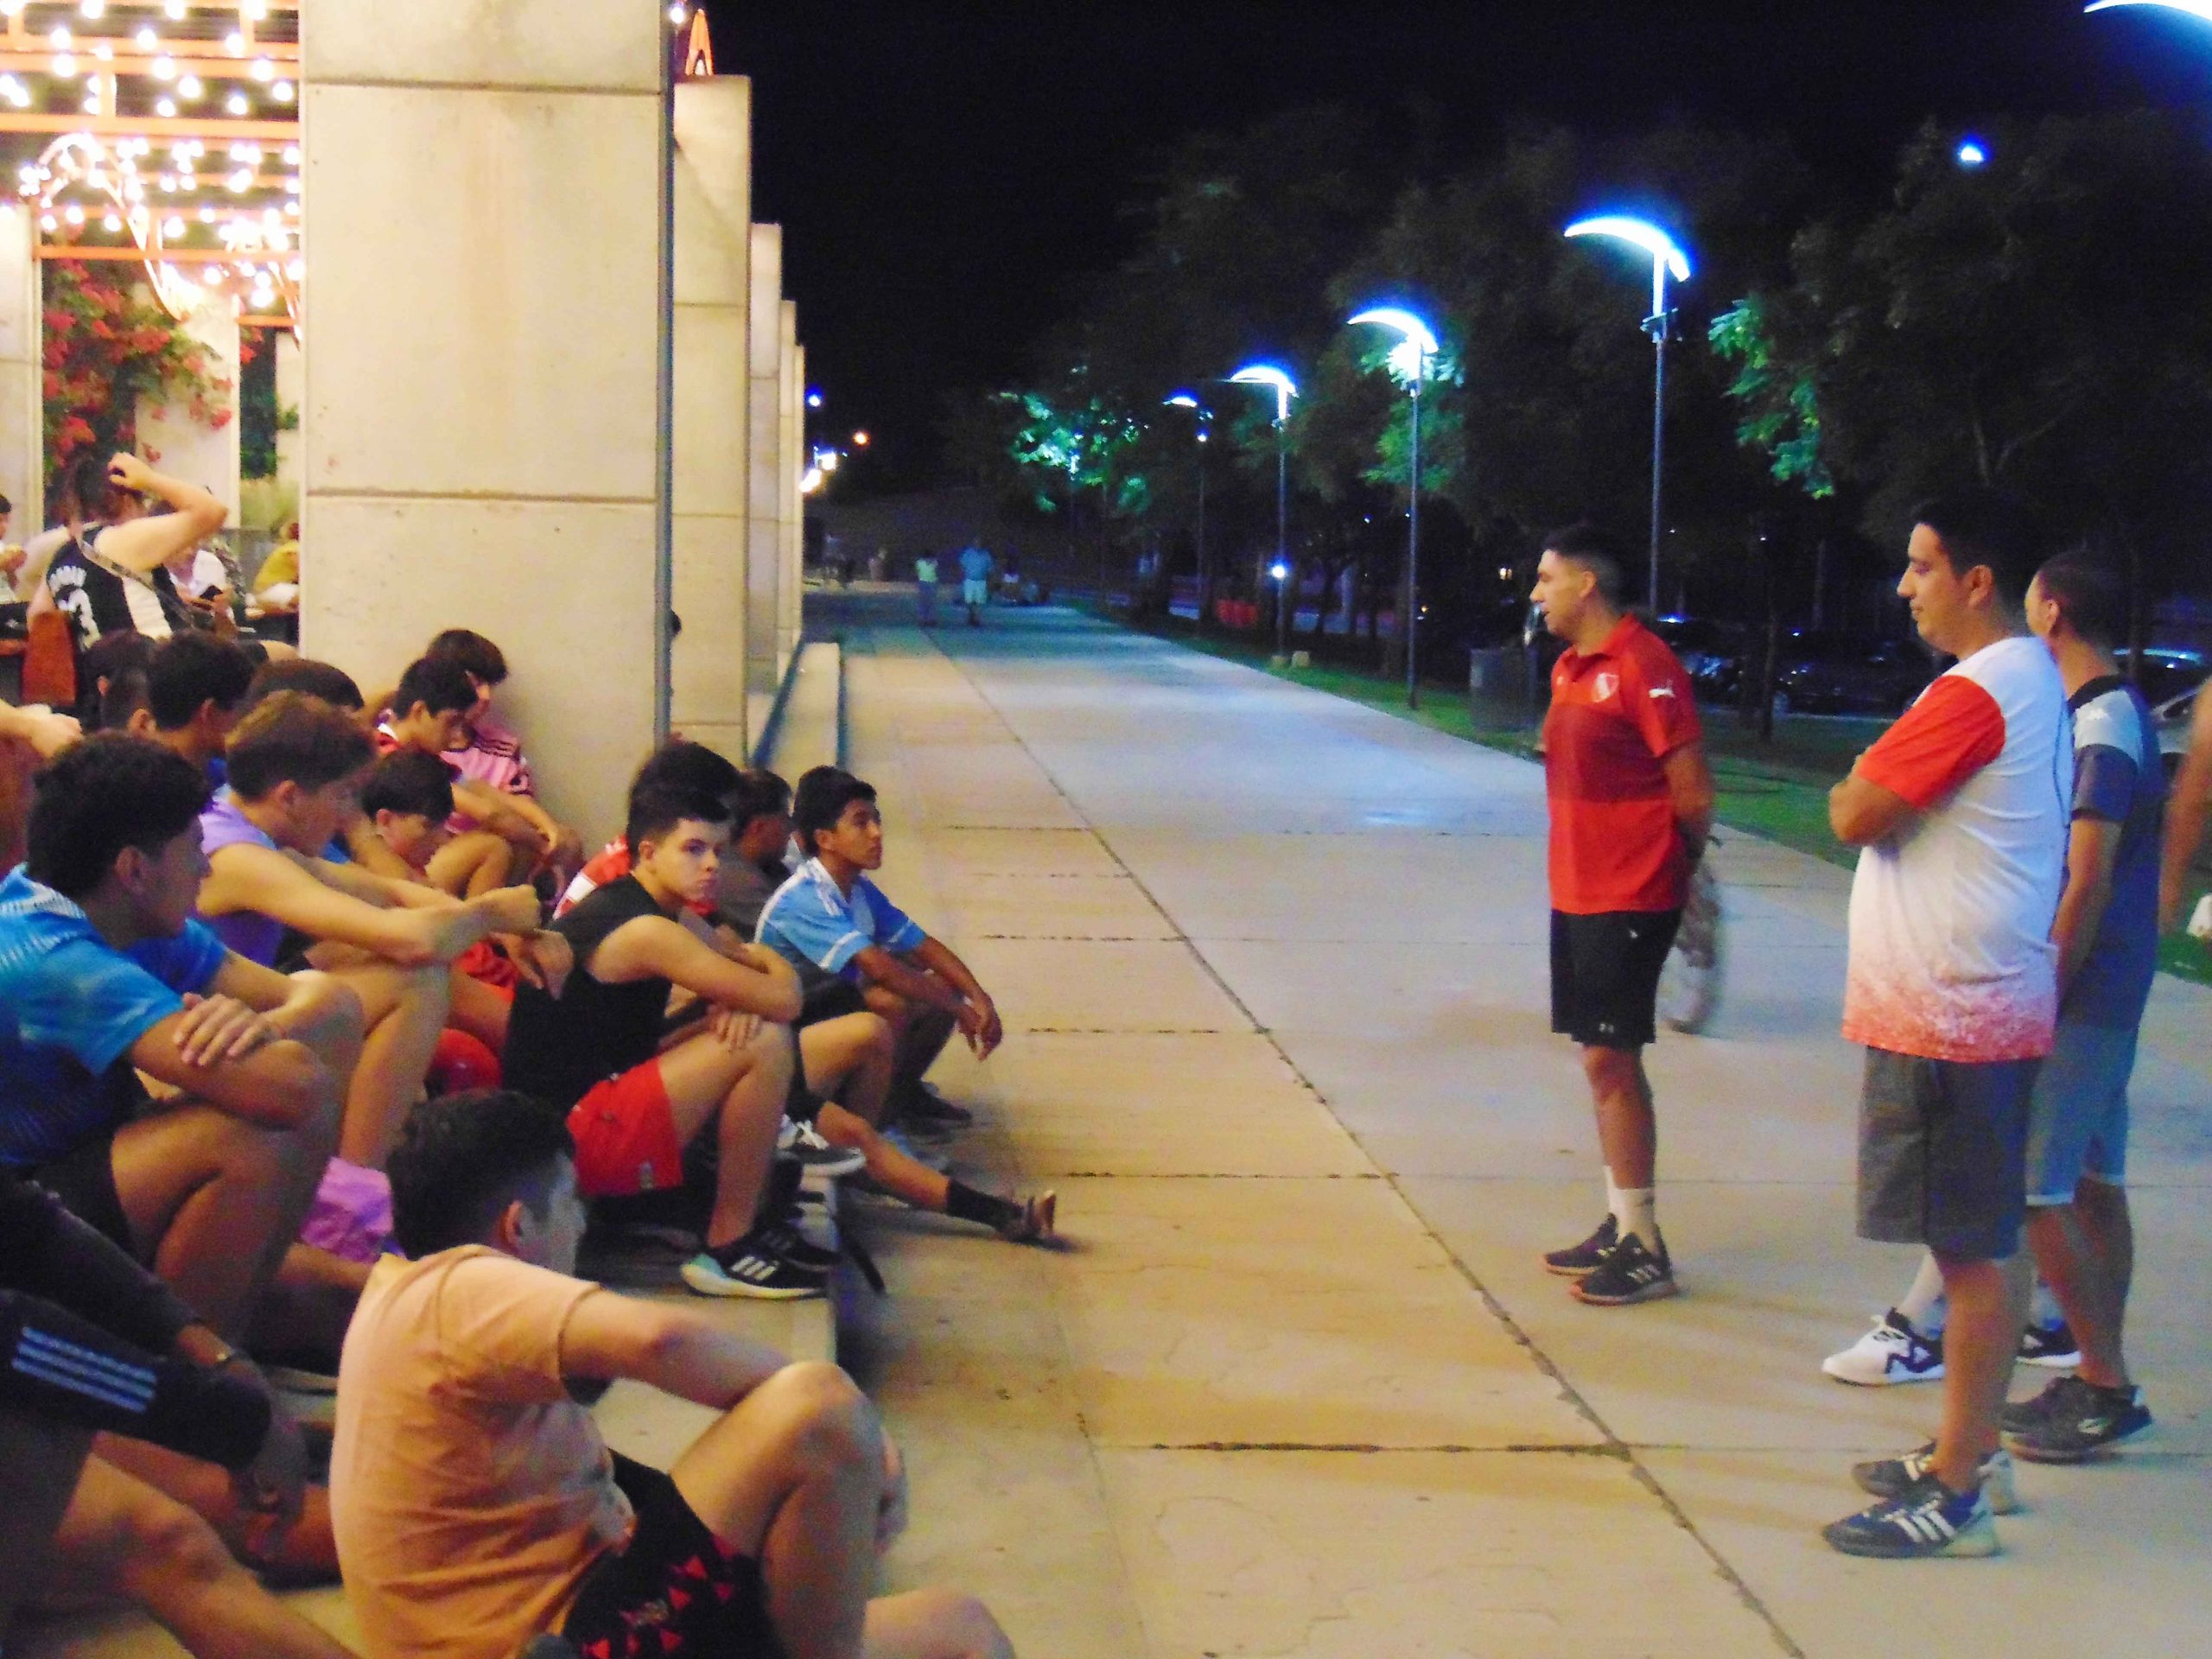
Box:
[1346,307,1440,708]
[1564,215,1693,613]
[1230,365,1299,662]
[1165,392,1211,624]
[2086,0,2212,22]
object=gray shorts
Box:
[2024,1020,2136,1204]
[1857,1047,2037,1262]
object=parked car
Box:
[2153,684,2199,779]
[1650,615,1747,703]
[1774,632,1935,715]
[2116,646,2209,709]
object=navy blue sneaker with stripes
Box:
[681,1231,828,1300]
[1823,1475,1998,1559]
[2003,1375,2152,1463]
[1569,1229,1676,1305]
[1852,1441,2018,1514]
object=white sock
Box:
[2030,1278,2063,1331]
[1608,1180,1656,1248]
[1896,1250,1947,1334]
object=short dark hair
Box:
[242,658,365,718]
[425,628,508,687]
[791,766,877,856]
[388,1089,575,1258]
[731,768,791,834]
[1912,491,2043,611]
[27,734,212,898]
[1541,522,1630,607]
[2033,549,2127,649]
[0,492,14,517]
[76,630,157,730]
[360,748,456,822]
[63,451,129,524]
[146,632,258,730]
[225,691,378,801]
[391,655,477,721]
[626,785,732,855]
[630,738,742,804]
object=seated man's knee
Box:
[60,1469,229,1596]
[288,971,367,1056]
[757,1361,876,1466]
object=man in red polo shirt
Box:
[1530,523,1714,1306]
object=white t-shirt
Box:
[1841,634,2071,1063]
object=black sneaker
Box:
[2017,1316,2081,1369]
[778,1117,866,1179]
[899,1084,975,1129]
[1852,1441,2019,1514]
[1821,1475,1998,1559]
[1542,1214,1618,1278]
[2003,1375,2152,1463]
[757,1218,842,1275]
[681,1232,829,1300]
[1569,1230,1676,1305]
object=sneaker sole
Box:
[2018,1350,2082,1369]
[1570,1275,1679,1306]
[678,1263,828,1300]
[2005,1418,2152,1465]
[1542,1258,1605,1279]
[1821,1358,1945,1387]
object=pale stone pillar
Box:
[779,327,802,677]
[137,298,241,526]
[746,224,783,722]
[301,0,669,842]
[671,75,752,765]
[273,327,302,509]
[0,206,42,530]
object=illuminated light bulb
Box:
[283,175,299,194]
[48,26,69,47]
[286,257,302,278]
[226,169,250,192]
[272,80,294,104]
[669,3,687,22]
[163,214,183,237]
[101,213,120,232]
[281,145,299,165]
[80,0,105,18]
[157,173,175,191]
[251,57,273,82]
[64,204,84,225]
[38,213,54,232]
[164,0,184,17]
[81,91,99,113]
[283,200,297,216]
[92,42,111,60]
[224,31,244,54]
[245,0,268,16]
[226,92,247,115]
[151,54,175,79]
[178,74,200,96]
[53,53,76,76]
[155,96,175,117]
[198,206,213,222]
[10,84,28,109]
[135,27,157,51]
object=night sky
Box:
[707,1,2212,490]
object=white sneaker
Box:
[1822,1308,1945,1386]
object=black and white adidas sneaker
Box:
[1568,1229,1677,1306]
[681,1231,829,1300]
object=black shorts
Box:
[26,1122,135,1258]
[564,1454,785,1659]
[1857,1048,2036,1262]
[1549,909,1681,1051]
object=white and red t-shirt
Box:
[1841,634,2071,1063]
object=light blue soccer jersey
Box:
[2064,677,2164,1030]
[756,858,927,983]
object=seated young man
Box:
[378,653,582,894]
[31,452,226,653]
[124,631,260,781]
[0,1166,357,1657]
[421,628,568,827]
[762,767,1004,1130]
[503,786,825,1299]
[193,692,553,1172]
[0,734,357,1340]
[560,741,785,927]
[333,1090,1011,1659]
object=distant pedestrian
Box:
[958,543,994,626]
[1529,523,1713,1308]
[915,552,939,627]
[1821,492,2069,1560]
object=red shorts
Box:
[566,1059,683,1198]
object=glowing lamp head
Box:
[1164,392,1200,408]
[1269,562,1290,582]
[1956,140,1988,168]
[1346,307,1440,357]
[1564,215,1693,284]
[806,391,823,408]
[2085,0,2212,22]
[851,430,869,447]
[1229,363,1298,422]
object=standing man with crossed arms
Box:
[1529,523,1713,1307]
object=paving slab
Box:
[955,937,1253,1033]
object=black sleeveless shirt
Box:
[504,875,674,1110]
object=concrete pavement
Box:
[834,591,2210,1658]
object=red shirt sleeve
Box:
[1857,673,2005,810]
[1626,639,1702,760]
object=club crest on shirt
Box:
[1593,671,1619,702]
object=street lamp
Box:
[1166,392,1211,625]
[1346,306,1439,708]
[1564,214,1693,613]
[1230,364,1298,663]
[2086,1,2212,22]
[1955,139,1989,167]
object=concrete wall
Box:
[745,223,783,715]
[137,297,241,526]
[779,323,801,677]
[0,207,41,531]
[671,75,752,766]
[300,0,670,843]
